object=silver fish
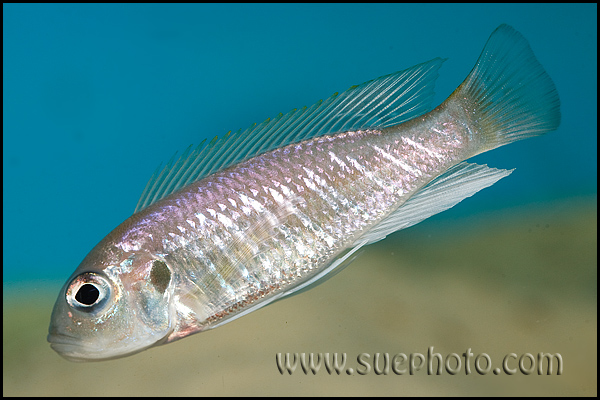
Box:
[48,24,560,361]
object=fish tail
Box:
[449,24,560,153]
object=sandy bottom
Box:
[3,197,597,396]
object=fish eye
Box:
[75,284,99,305]
[65,272,112,313]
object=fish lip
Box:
[49,341,160,362]
[47,332,91,361]
[47,329,174,362]
[47,331,81,353]
[47,331,78,345]
[48,343,86,362]
[47,337,124,362]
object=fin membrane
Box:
[355,162,513,246]
[210,162,513,330]
[135,58,445,212]
[450,24,560,153]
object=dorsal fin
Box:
[135,58,445,213]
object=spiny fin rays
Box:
[135,58,445,213]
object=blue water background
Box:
[3,3,597,285]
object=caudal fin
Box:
[450,24,560,153]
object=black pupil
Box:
[75,284,100,306]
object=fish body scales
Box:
[128,115,470,337]
[48,25,560,361]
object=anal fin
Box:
[355,162,513,246]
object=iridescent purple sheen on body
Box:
[111,110,471,338]
[48,25,560,361]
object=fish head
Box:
[48,247,174,361]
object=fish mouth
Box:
[47,335,137,362]
[47,332,99,362]
[47,330,171,362]
[46,331,79,347]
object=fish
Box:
[48,24,560,361]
